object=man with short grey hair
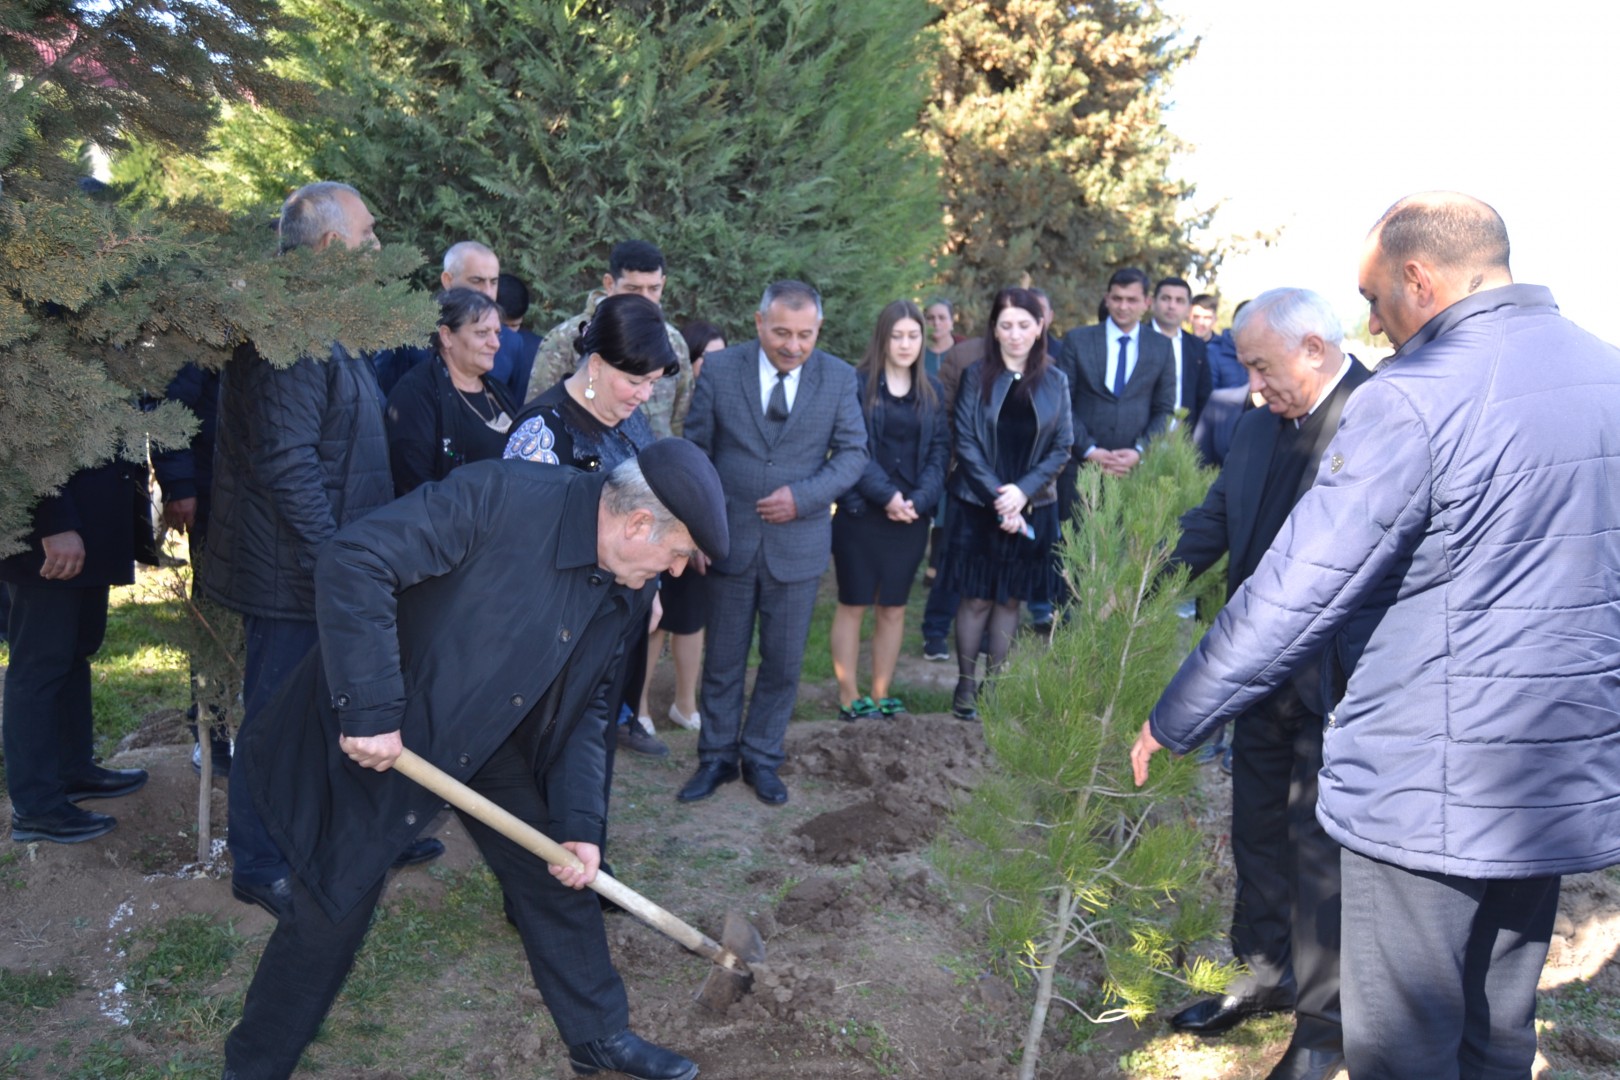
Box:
[1159,287,1370,1080]
[206,182,440,918]
[677,280,867,805]
[1134,194,1620,1078]
[223,442,723,1080]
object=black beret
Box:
[638,438,729,562]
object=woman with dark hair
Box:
[941,287,1073,719]
[505,291,678,776]
[384,287,515,496]
[828,300,949,720]
[504,292,678,473]
[636,319,728,734]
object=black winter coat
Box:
[201,341,394,620]
[0,459,145,589]
[239,462,652,920]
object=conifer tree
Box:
[936,433,1233,1080]
[178,0,945,355]
[0,0,434,556]
[925,0,1219,330]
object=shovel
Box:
[393,748,765,1011]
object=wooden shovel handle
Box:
[392,748,743,970]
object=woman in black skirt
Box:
[637,319,728,733]
[829,300,950,719]
[941,287,1073,719]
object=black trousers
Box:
[1341,848,1558,1080]
[1,583,108,816]
[1228,685,1342,1050]
[224,732,629,1079]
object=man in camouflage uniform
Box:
[525,240,694,437]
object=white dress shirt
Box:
[758,349,802,414]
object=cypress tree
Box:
[0,0,434,555]
[925,0,1219,330]
[183,0,945,355]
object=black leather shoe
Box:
[740,762,788,805]
[11,804,116,844]
[676,760,739,803]
[1265,1040,1345,1080]
[63,765,148,802]
[392,837,444,868]
[231,876,293,920]
[1170,988,1294,1034]
[568,1028,698,1080]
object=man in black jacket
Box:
[222,443,725,1080]
[202,181,438,918]
[3,459,150,843]
[1162,288,1371,1080]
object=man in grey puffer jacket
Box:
[1131,192,1620,1079]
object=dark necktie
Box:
[1113,334,1130,396]
[767,370,790,423]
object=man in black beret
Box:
[222,442,723,1080]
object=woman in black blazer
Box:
[941,287,1073,718]
[829,300,950,720]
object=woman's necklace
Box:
[457,383,512,433]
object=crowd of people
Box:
[4,184,1618,1080]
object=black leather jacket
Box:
[948,361,1073,508]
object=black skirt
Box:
[831,509,931,607]
[936,493,1059,604]
[657,565,709,636]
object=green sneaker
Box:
[877,697,906,717]
[838,695,879,722]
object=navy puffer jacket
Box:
[202,340,394,620]
[1150,284,1620,879]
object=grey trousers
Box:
[696,553,819,770]
[1340,846,1558,1080]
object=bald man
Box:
[373,241,534,399]
[1132,193,1620,1078]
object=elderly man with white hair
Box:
[1136,193,1620,1079]
[1156,287,1372,1080]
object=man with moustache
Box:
[676,280,867,805]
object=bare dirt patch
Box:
[4,663,1618,1078]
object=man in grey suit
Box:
[678,281,868,805]
[1053,267,1177,527]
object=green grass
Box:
[91,582,192,754]
[0,966,77,1009]
[124,915,244,1044]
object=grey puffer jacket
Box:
[1150,284,1620,879]
[202,340,394,620]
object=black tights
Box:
[954,597,1021,683]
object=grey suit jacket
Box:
[1056,323,1177,456]
[683,341,868,583]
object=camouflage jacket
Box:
[523,290,694,438]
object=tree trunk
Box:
[1019,885,1079,1080]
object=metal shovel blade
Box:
[694,911,767,1012]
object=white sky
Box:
[1162,0,1620,345]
